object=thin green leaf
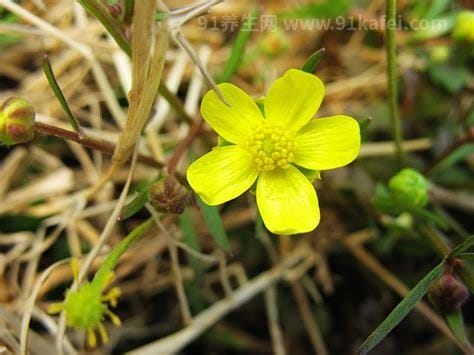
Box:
[301,48,325,73]
[120,190,150,221]
[197,197,230,252]
[431,143,474,175]
[218,9,259,83]
[179,211,204,275]
[358,263,444,355]
[449,235,474,258]
[120,176,162,220]
[445,311,471,350]
[43,56,84,136]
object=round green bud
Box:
[64,284,106,329]
[388,168,428,210]
[0,97,36,146]
[452,11,474,43]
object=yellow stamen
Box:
[247,124,295,171]
[87,327,97,348]
[102,287,121,307]
[98,323,109,344]
[106,310,122,326]
[47,302,64,314]
[103,271,115,288]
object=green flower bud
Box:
[0,97,35,146]
[453,11,474,43]
[428,274,469,314]
[150,175,194,214]
[388,168,428,210]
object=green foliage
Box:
[43,56,84,135]
[120,176,162,220]
[445,311,471,349]
[179,211,204,275]
[197,197,230,252]
[430,143,474,176]
[279,0,349,19]
[301,48,325,73]
[218,9,259,83]
[428,61,471,93]
[358,263,444,354]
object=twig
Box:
[147,205,193,326]
[291,282,328,355]
[167,118,204,175]
[20,258,75,355]
[35,122,164,169]
[359,138,431,158]
[126,246,312,355]
[264,287,286,355]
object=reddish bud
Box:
[0,97,35,146]
[150,175,194,215]
[107,4,122,18]
[428,274,469,314]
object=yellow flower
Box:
[187,69,360,235]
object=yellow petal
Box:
[187,146,259,205]
[201,83,264,144]
[294,115,360,170]
[265,69,325,132]
[256,166,320,235]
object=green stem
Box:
[91,218,155,290]
[386,0,404,167]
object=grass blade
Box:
[43,55,84,136]
[449,235,474,258]
[218,9,259,83]
[358,262,444,354]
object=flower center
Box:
[247,124,295,171]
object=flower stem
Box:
[386,0,404,167]
[34,122,163,169]
[92,218,155,290]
